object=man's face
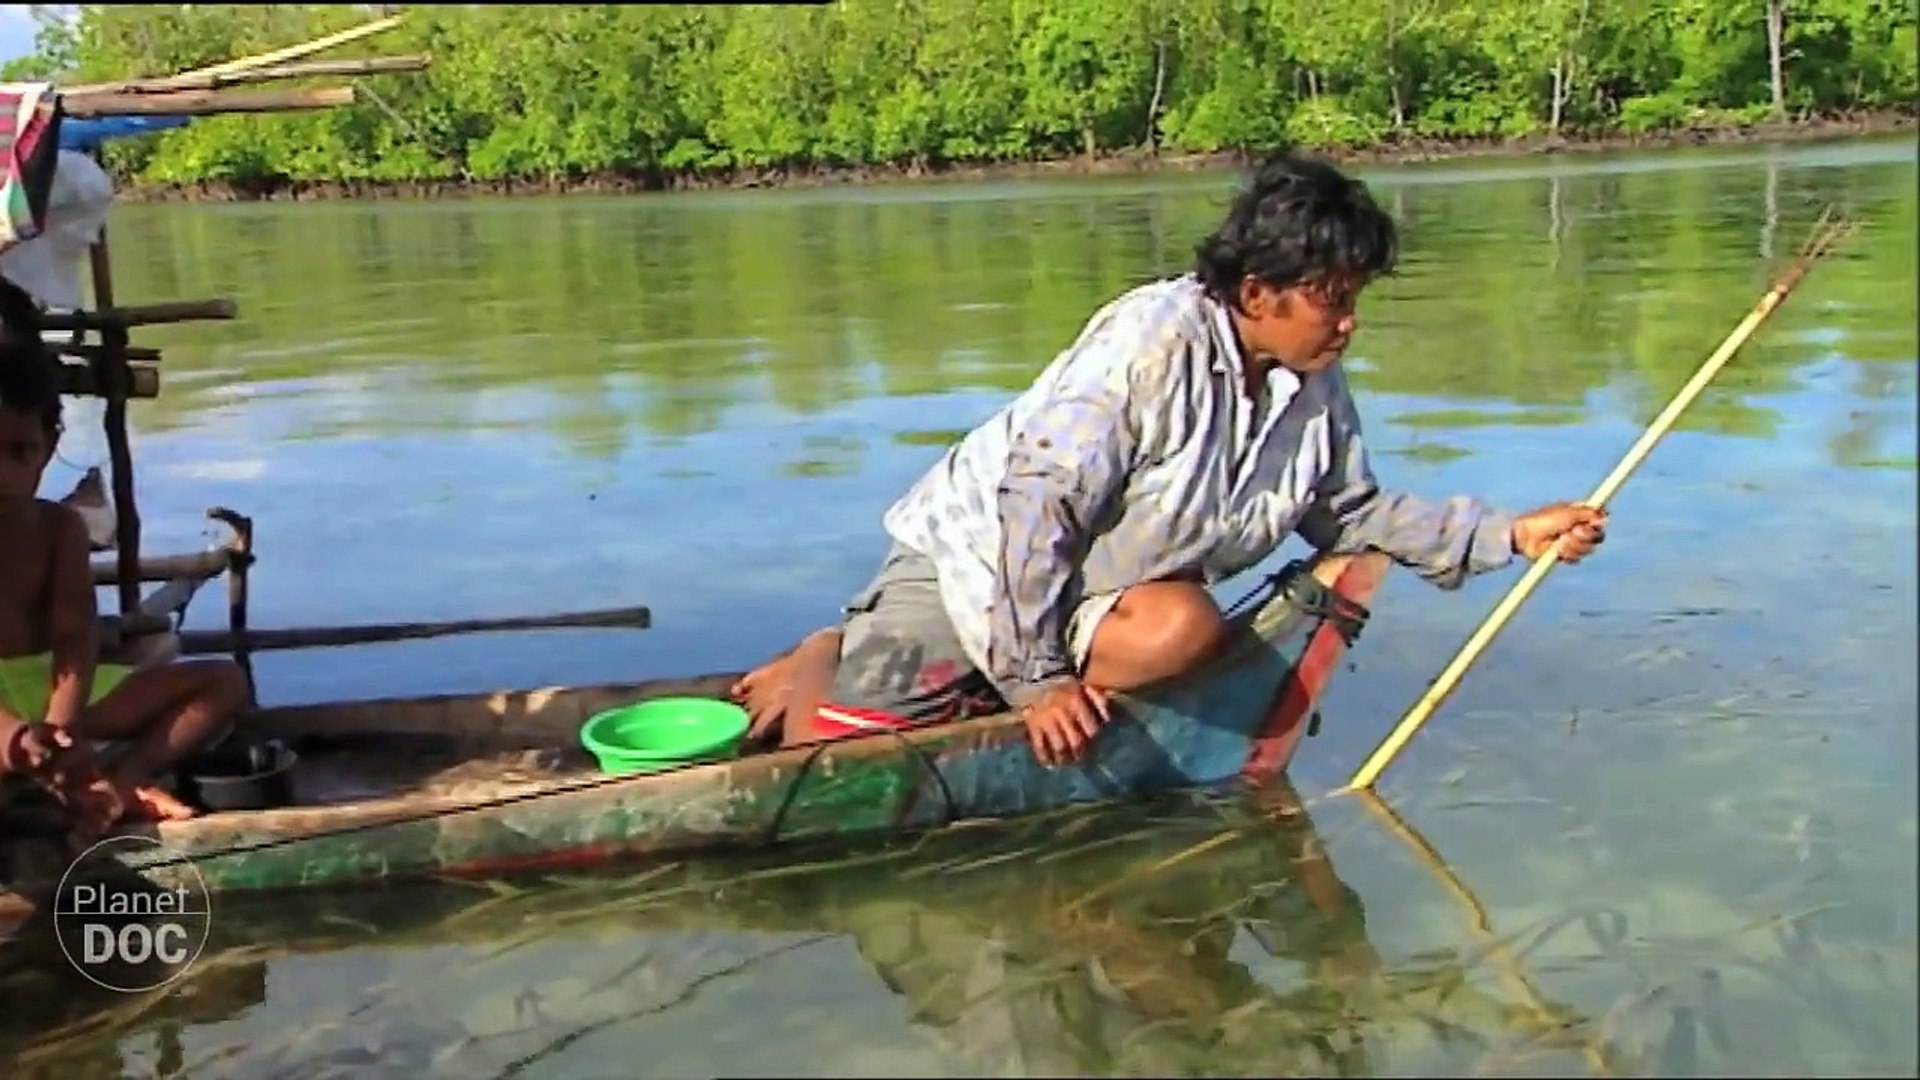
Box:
[1234,274,1365,374]
[0,408,51,503]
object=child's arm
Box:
[42,504,99,733]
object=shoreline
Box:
[112,110,1916,204]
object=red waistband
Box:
[813,702,917,735]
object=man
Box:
[734,152,1606,766]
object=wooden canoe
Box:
[2,552,1387,900]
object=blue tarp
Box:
[58,115,192,152]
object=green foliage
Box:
[23,1,1917,187]
[1619,92,1699,133]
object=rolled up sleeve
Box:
[988,341,1141,705]
[1295,368,1517,591]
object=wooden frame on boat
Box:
[16,15,655,697]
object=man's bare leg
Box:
[1079,580,1238,694]
[1080,556,1360,695]
[78,658,250,821]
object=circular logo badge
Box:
[53,834,211,993]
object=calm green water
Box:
[4,137,1916,1076]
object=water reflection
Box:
[102,140,1915,457]
[1,783,1619,1078]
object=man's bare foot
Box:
[732,628,840,743]
[732,648,801,741]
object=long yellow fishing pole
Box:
[1344,208,1856,793]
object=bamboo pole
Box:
[137,574,209,625]
[44,299,237,332]
[62,55,429,96]
[1343,209,1857,793]
[84,208,142,618]
[55,360,158,399]
[162,14,408,84]
[174,605,654,655]
[98,612,173,644]
[207,508,257,705]
[62,86,356,119]
[55,342,163,364]
[88,549,232,587]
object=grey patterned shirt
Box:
[882,275,1518,705]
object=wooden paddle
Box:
[1344,207,1857,793]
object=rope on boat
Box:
[761,729,959,845]
[1229,559,1370,646]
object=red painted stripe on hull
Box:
[435,843,635,879]
[1241,556,1387,784]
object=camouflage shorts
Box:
[823,542,1120,729]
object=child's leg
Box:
[76,659,250,815]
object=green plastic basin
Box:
[579,697,750,776]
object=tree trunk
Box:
[1550,54,1566,134]
[1767,0,1788,119]
[1082,119,1097,158]
[1385,9,1405,133]
[1146,38,1168,151]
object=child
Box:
[0,290,248,828]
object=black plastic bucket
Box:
[180,739,298,812]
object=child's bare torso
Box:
[0,499,58,658]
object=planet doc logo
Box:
[53,835,211,992]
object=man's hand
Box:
[1511,502,1608,563]
[1016,677,1111,767]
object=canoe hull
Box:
[32,552,1388,896]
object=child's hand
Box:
[2,722,73,775]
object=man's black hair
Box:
[1193,151,1399,307]
[0,275,60,441]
